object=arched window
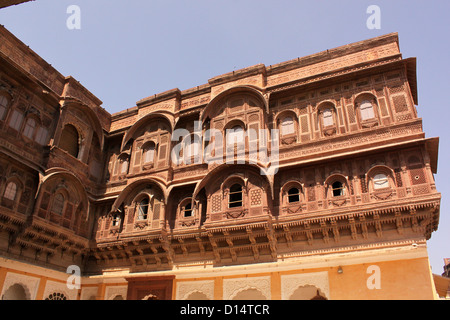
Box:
[8,110,24,131]
[51,193,65,215]
[373,173,389,189]
[3,181,17,201]
[182,202,193,218]
[137,198,149,220]
[331,181,345,197]
[322,109,334,127]
[59,124,79,158]
[22,118,36,139]
[229,184,243,208]
[281,116,295,136]
[0,95,9,120]
[143,144,155,164]
[360,100,375,121]
[288,187,300,203]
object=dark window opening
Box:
[332,181,344,197]
[229,184,243,208]
[288,187,300,203]
[183,203,193,218]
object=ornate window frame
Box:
[366,165,396,200]
[324,174,349,207]
[280,180,304,214]
[220,175,248,219]
[131,190,156,229]
[177,197,199,228]
[1,177,23,211]
[276,110,299,146]
[317,101,338,137]
[141,140,157,169]
[354,92,380,129]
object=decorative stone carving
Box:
[104,285,128,300]
[225,209,247,219]
[281,271,330,300]
[0,272,40,300]
[80,286,98,300]
[223,276,271,300]
[43,280,78,301]
[176,280,214,300]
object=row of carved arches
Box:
[32,169,91,236]
[276,92,380,141]
[181,285,327,300]
[1,283,68,300]
[101,161,400,235]
[105,87,385,182]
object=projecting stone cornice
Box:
[276,118,425,166]
[88,197,437,271]
[266,55,404,96]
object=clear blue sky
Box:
[1,0,449,274]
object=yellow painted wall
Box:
[0,255,437,300]
[328,257,435,300]
[0,265,72,300]
[173,257,436,300]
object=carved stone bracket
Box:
[225,209,248,219]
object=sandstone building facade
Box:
[0,25,441,300]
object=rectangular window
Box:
[9,110,24,131]
[35,127,48,145]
